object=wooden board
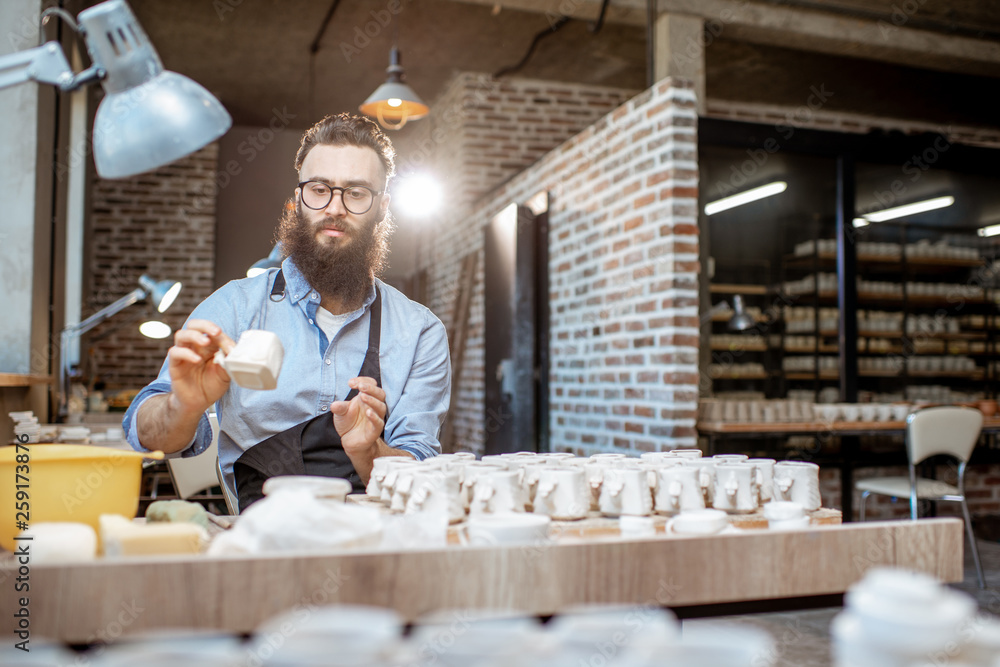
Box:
[0,518,962,642]
[0,374,53,387]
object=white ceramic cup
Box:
[598,465,653,517]
[773,461,822,510]
[763,501,810,530]
[685,458,718,506]
[712,462,759,513]
[379,459,423,505]
[747,458,776,503]
[405,469,465,524]
[213,329,284,390]
[533,466,590,520]
[366,455,414,500]
[470,470,527,515]
[652,464,707,515]
[459,461,509,509]
[666,448,703,459]
[263,475,352,503]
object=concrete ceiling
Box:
[118,0,1000,130]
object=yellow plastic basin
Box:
[0,444,155,552]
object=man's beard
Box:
[276,201,393,307]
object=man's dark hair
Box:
[294,113,396,186]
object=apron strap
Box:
[344,284,382,401]
[269,269,286,302]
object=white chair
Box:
[166,412,231,513]
[208,413,239,515]
[856,406,986,588]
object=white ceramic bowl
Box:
[466,513,551,546]
[668,509,729,536]
[262,475,352,502]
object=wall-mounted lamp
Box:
[359,47,428,131]
[60,274,181,419]
[0,0,231,178]
[727,295,756,332]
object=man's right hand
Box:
[166,319,236,417]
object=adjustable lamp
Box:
[728,295,756,332]
[60,274,182,419]
[0,0,231,178]
[359,47,428,130]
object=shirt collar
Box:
[281,257,377,310]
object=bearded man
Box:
[124,113,450,511]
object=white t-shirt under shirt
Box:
[315,306,352,342]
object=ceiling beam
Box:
[454,0,1000,77]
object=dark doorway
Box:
[483,199,549,455]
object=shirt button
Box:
[308,319,314,325]
[320,405,328,412]
[325,359,331,365]
[312,292,318,299]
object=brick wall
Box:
[84,145,218,390]
[425,76,700,457]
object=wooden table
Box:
[0,518,963,642]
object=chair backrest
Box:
[166,412,221,499]
[906,406,983,465]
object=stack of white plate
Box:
[9,411,40,443]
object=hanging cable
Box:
[308,0,340,121]
[646,0,656,88]
[493,15,571,79]
[588,0,611,33]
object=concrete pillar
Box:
[654,13,706,115]
[0,0,59,420]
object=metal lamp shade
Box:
[359,81,429,124]
[92,71,231,178]
[79,0,231,178]
[138,275,182,313]
[728,295,756,332]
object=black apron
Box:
[233,271,382,512]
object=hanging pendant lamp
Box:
[359,47,428,130]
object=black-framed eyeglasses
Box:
[298,181,383,215]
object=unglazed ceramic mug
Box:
[406,469,465,524]
[533,466,590,520]
[598,465,653,517]
[773,461,822,510]
[379,459,423,506]
[469,470,528,515]
[366,455,416,501]
[747,458,776,503]
[712,461,759,513]
[652,464,707,515]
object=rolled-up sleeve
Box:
[384,312,451,460]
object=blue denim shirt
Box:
[123,258,450,496]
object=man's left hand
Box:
[330,376,387,456]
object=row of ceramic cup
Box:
[699,399,818,423]
[36,603,781,667]
[366,451,822,523]
[813,403,911,422]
